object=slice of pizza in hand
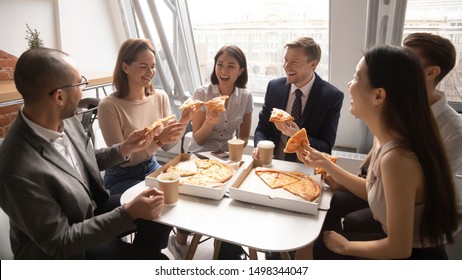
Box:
[269,108,294,122]
[284,128,310,153]
[255,169,300,189]
[179,98,204,110]
[205,95,229,112]
[314,153,338,175]
[145,114,176,133]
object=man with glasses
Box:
[48,75,89,95]
[0,48,171,259]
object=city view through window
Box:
[188,0,462,102]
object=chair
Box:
[76,98,100,145]
[0,139,14,259]
[180,122,193,154]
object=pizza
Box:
[283,175,321,202]
[255,168,321,201]
[255,169,300,189]
[314,153,338,175]
[166,165,198,177]
[284,128,310,153]
[269,108,294,122]
[165,159,234,187]
[179,98,204,110]
[205,96,229,112]
[145,114,176,133]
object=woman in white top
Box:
[296,45,458,259]
[170,45,253,260]
[188,45,253,153]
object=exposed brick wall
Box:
[0,50,19,138]
[0,50,16,82]
[0,104,21,138]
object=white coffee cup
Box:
[157,172,180,205]
[228,139,245,162]
[257,140,275,166]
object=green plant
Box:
[25,23,44,49]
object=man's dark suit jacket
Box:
[254,74,344,161]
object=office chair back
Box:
[181,122,193,154]
[77,98,100,145]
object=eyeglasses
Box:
[48,76,89,95]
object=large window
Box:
[188,0,329,98]
[404,0,462,104]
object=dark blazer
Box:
[0,113,135,259]
[254,74,344,161]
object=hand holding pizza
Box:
[179,99,203,124]
[204,107,222,125]
[274,120,300,137]
[119,127,158,158]
[156,121,187,145]
[296,145,329,171]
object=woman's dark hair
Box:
[210,45,248,88]
[113,38,155,98]
[364,45,458,245]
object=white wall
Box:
[0,0,57,56]
[329,0,368,149]
[0,0,125,73]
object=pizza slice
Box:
[145,114,176,133]
[314,153,338,175]
[200,162,234,183]
[205,95,228,112]
[284,128,310,153]
[283,176,321,201]
[180,174,217,186]
[178,159,234,186]
[269,108,294,122]
[255,169,300,189]
[195,159,217,170]
[166,165,198,177]
[179,98,204,110]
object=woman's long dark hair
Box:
[364,45,458,245]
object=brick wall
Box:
[0,104,21,137]
[0,50,16,81]
[0,50,21,138]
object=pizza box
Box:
[228,158,323,215]
[145,153,243,200]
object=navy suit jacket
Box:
[254,74,344,161]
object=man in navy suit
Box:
[254,37,344,162]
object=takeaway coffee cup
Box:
[157,172,180,205]
[257,140,275,166]
[228,139,245,162]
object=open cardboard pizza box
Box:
[145,153,243,200]
[229,158,323,215]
